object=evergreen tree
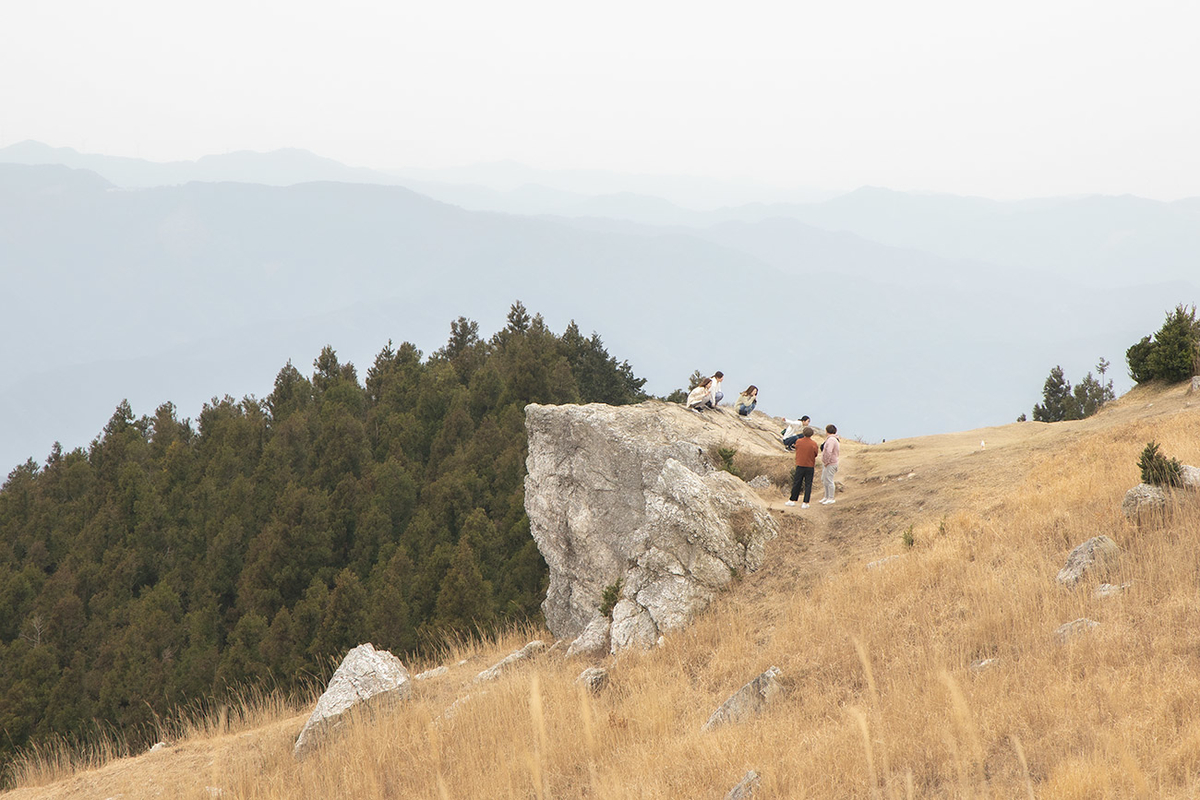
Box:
[1071,367,1115,419]
[434,538,495,635]
[1138,441,1183,487]
[506,300,531,334]
[267,361,314,422]
[1127,304,1200,383]
[1032,366,1077,422]
[1032,358,1114,422]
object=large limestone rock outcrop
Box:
[294,643,411,760]
[525,402,780,651]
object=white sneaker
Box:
[826,499,836,504]
[784,500,796,507]
[819,498,830,504]
[801,503,809,509]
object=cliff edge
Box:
[524,401,781,653]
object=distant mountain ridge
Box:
[1,155,1197,474]
[0,140,401,188]
[6,142,1197,290]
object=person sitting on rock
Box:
[686,378,713,412]
[735,385,758,416]
[708,371,725,407]
[782,415,810,450]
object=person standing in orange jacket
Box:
[785,427,819,508]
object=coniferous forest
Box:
[0,303,648,763]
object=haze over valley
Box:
[3,143,1197,472]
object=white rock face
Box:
[293,643,411,760]
[1056,535,1119,587]
[525,402,779,650]
[703,666,783,731]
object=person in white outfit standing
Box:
[820,424,841,504]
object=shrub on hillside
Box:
[715,446,742,477]
[1127,305,1200,384]
[1138,441,1183,487]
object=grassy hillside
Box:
[6,381,1200,798]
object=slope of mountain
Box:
[386,160,837,209]
[5,381,1199,798]
[717,187,1200,286]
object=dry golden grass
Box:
[7,382,1200,798]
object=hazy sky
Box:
[3,0,1198,199]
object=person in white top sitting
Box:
[782,415,810,450]
[686,378,713,411]
[707,371,724,407]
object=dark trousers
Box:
[790,466,815,502]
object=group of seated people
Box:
[683,374,813,454]
[685,371,758,417]
[680,373,841,508]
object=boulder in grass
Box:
[576,666,609,694]
[1054,618,1099,643]
[724,770,761,799]
[1181,464,1200,489]
[474,640,547,683]
[1122,484,1167,522]
[702,667,783,731]
[294,643,411,760]
[1056,535,1119,587]
[566,615,611,659]
[415,665,448,681]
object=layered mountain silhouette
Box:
[1,146,1197,472]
